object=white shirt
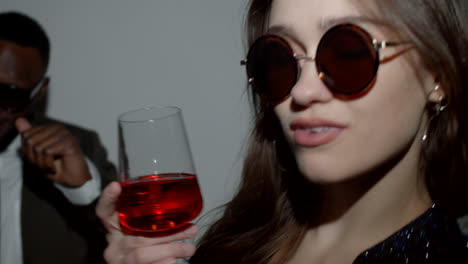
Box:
[0,135,102,264]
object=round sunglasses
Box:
[241,23,405,103]
[0,77,45,113]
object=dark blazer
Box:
[20,115,116,264]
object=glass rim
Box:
[118,105,182,123]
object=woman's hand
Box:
[96,182,198,264]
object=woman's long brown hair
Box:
[369,0,468,216]
[190,1,468,263]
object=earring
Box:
[422,84,448,142]
[431,84,447,115]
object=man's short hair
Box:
[0,11,50,70]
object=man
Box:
[0,11,116,263]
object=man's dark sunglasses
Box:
[0,78,45,113]
[241,23,405,103]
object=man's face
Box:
[0,40,45,143]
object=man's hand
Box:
[15,117,91,187]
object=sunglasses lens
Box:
[244,25,380,102]
[316,25,378,95]
[0,84,31,112]
[246,35,297,102]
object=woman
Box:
[97,0,468,263]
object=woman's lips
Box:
[291,119,346,147]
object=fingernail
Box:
[108,221,121,231]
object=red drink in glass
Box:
[117,173,203,236]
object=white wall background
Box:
[2,0,251,222]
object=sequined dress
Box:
[353,205,468,263]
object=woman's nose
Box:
[289,62,333,107]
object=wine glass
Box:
[116,106,203,237]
